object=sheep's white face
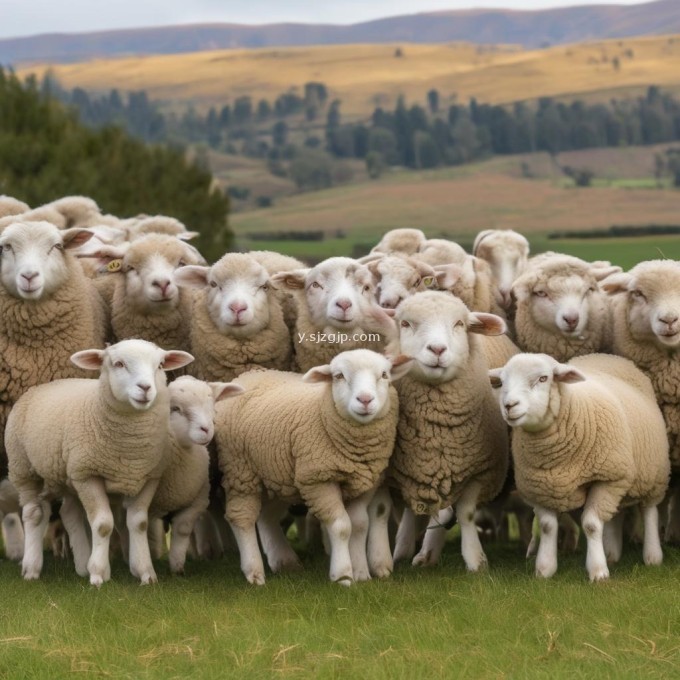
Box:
[522,274,596,337]
[169,377,244,447]
[71,339,194,411]
[0,222,92,300]
[474,231,529,308]
[395,291,506,384]
[370,256,434,310]
[303,349,412,423]
[603,263,680,349]
[489,354,585,432]
[305,258,375,329]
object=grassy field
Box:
[1,539,679,678]
[17,34,680,117]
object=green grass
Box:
[1,541,680,678]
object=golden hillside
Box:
[17,34,680,116]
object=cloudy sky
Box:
[2,0,649,39]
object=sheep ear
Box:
[409,259,436,281]
[77,244,127,263]
[302,365,332,383]
[511,273,533,302]
[468,312,507,336]
[389,354,414,381]
[357,253,385,265]
[434,264,462,290]
[209,382,245,401]
[61,228,95,250]
[161,351,194,371]
[174,265,210,289]
[553,364,586,384]
[473,229,494,255]
[271,269,309,290]
[591,265,622,282]
[600,272,633,295]
[177,231,200,241]
[70,349,105,370]
[488,368,503,389]
[365,259,382,278]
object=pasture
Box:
[1,540,679,678]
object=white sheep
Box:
[214,349,412,585]
[414,238,468,267]
[371,228,427,255]
[512,254,620,361]
[385,291,509,572]
[0,196,30,219]
[489,353,669,581]
[5,339,194,585]
[175,252,293,381]
[361,253,436,309]
[271,257,394,372]
[473,229,530,309]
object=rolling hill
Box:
[2,0,679,65]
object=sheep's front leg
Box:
[346,489,375,582]
[257,500,302,574]
[124,479,160,585]
[413,507,454,567]
[300,482,353,585]
[72,477,114,587]
[641,504,663,566]
[168,506,202,575]
[60,493,90,578]
[20,496,50,581]
[456,481,488,572]
[533,506,558,578]
[226,494,265,585]
[367,485,393,578]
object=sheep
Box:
[473,229,530,309]
[385,291,510,572]
[128,215,198,241]
[271,257,394,372]
[174,252,293,381]
[0,206,67,230]
[146,376,244,574]
[0,196,30,219]
[5,339,194,585]
[512,254,620,361]
[370,228,426,256]
[215,349,413,585]
[489,352,669,581]
[361,254,436,309]
[80,234,204,351]
[602,260,680,540]
[45,196,102,228]
[415,238,468,267]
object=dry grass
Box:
[17,34,680,116]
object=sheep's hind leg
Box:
[641,504,663,566]
[227,494,265,585]
[413,507,454,567]
[603,512,624,564]
[367,485,393,578]
[124,478,160,585]
[60,493,90,577]
[346,489,375,582]
[20,496,50,581]
[257,500,302,574]
[2,513,24,562]
[456,482,488,572]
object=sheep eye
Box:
[125,266,135,274]
[533,290,547,298]
[114,361,125,369]
[311,282,322,289]
[454,320,465,328]
[261,283,269,291]
[2,244,12,252]
[400,320,411,328]
[333,373,344,380]
[363,285,371,293]
[538,375,548,383]
[52,243,64,252]
[381,371,388,379]
[632,289,645,300]
[170,405,181,413]
[210,281,218,288]
[178,259,186,267]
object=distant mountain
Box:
[2,0,679,66]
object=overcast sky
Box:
[1,0,650,40]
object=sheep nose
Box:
[229,302,247,314]
[153,279,172,296]
[505,400,519,411]
[356,394,374,406]
[21,271,39,282]
[336,298,352,312]
[660,314,679,326]
[562,313,579,329]
[200,425,211,436]
[427,344,447,356]
[137,383,151,393]
[381,298,401,309]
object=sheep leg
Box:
[534,506,559,578]
[456,482,488,572]
[603,512,624,564]
[393,506,417,563]
[124,479,160,585]
[168,507,202,575]
[367,485,393,578]
[20,497,51,581]
[2,513,25,562]
[192,511,223,560]
[226,493,265,585]
[72,477,113,587]
[663,485,680,543]
[413,507,454,567]
[300,482,353,585]
[148,518,166,560]
[59,493,90,577]
[111,501,130,564]
[346,489,375,582]
[558,513,580,552]
[257,500,302,574]
[641,504,663,566]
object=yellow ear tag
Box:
[422,276,434,288]
[107,259,122,273]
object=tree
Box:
[233,96,253,125]
[427,89,440,114]
[366,151,386,179]
[257,99,272,120]
[289,149,334,190]
[272,120,288,147]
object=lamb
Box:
[174,252,293,381]
[147,376,244,574]
[512,254,620,361]
[384,291,510,572]
[215,349,412,585]
[271,257,394,372]
[5,339,194,585]
[473,229,530,309]
[370,228,426,256]
[0,196,30,219]
[489,353,669,581]
[81,233,204,351]
[361,254,436,309]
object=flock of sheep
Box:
[0,193,678,587]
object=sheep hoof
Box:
[334,575,354,587]
[353,569,371,582]
[270,555,303,573]
[535,560,557,579]
[370,564,393,579]
[412,550,435,567]
[140,571,158,585]
[246,571,266,586]
[6,546,24,562]
[588,566,609,582]
[21,565,41,581]
[643,547,663,566]
[90,574,104,587]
